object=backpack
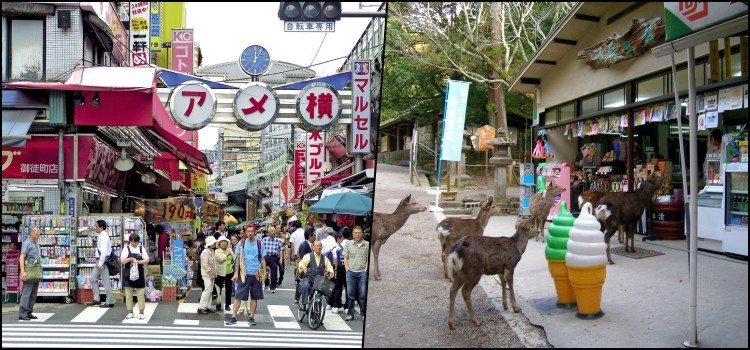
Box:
[336,243,345,266]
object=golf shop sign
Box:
[168,81,342,132]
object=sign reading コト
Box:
[172,28,194,75]
[351,60,371,153]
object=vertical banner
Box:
[709,40,720,82]
[724,37,732,79]
[172,28,194,75]
[129,2,151,66]
[150,3,161,52]
[293,142,306,199]
[741,36,748,78]
[351,60,371,153]
[306,132,325,186]
[440,80,471,161]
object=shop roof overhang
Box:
[274,72,352,90]
[82,11,115,54]
[157,67,237,90]
[509,2,642,94]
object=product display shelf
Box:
[78,215,125,293]
[519,163,535,218]
[537,163,571,221]
[21,215,76,303]
[2,224,20,277]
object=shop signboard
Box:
[129,2,151,66]
[664,2,748,41]
[191,172,207,195]
[233,83,280,131]
[293,142,306,199]
[172,29,194,75]
[2,135,74,180]
[351,60,371,153]
[296,83,342,132]
[168,82,217,131]
[441,80,471,162]
[84,137,127,191]
[306,132,325,186]
[477,125,496,150]
[577,18,665,69]
[150,3,161,52]
[165,198,192,221]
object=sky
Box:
[185,2,383,150]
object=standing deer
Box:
[579,190,625,244]
[436,197,499,281]
[371,194,427,280]
[595,174,665,264]
[528,181,566,242]
[446,218,537,330]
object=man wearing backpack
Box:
[329,231,347,313]
[226,226,267,326]
[90,220,114,308]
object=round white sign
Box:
[168,81,216,130]
[233,83,279,131]
[296,83,342,132]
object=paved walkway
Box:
[373,163,748,348]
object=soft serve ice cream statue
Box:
[565,202,607,319]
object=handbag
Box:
[25,258,43,283]
[127,246,140,281]
[212,284,221,305]
[106,250,121,276]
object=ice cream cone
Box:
[567,264,606,319]
[547,259,576,306]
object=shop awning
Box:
[274,72,352,90]
[158,68,237,90]
[2,110,37,147]
[144,121,211,175]
[124,160,174,198]
[7,66,157,92]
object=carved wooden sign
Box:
[577,17,665,69]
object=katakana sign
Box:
[351,60,371,154]
[296,83,342,132]
[168,81,216,131]
[172,28,194,75]
[233,83,279,131]
[293,142,306,199]
[306,132,325,186]
[129,2,150,66]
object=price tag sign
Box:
[165,199,192,221]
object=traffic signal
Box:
[278,2,341,22]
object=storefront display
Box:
[724,162,748,256]
[78,215,123,294]
[537,163,571,220]
[22,215,76,303]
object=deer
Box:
[579,190,625,244]
[371,194,427,280]
[446,218,537,330]
[595,174,665,264]
[528,181,566,243]
[436,196,499,281]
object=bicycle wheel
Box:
[296,296,307,322]
[308,292,326,330]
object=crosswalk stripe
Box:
[267,305,301,329]
[23,312,54,323]
[122,303,157,324]
[322,309,352,331]
[177,302,200,314]
[2,324,362,338]
[71,306,109,323]
[173,319,200,326]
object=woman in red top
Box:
[156,225,169,273]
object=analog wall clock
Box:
[239,45,271,76]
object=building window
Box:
[675,62,706,90]
[603,88,625,109]
[580,95,599,116]
[4,18,45,81]
[560,103,575,122]
[636,75,665,102]
[543,108,558,125]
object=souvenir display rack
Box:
[21,215,76,303]
[519,163,535,218]
[78,215,124,294]
[537,163,571,221]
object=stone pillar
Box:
[487,134,515,202]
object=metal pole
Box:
[217,129,223,187]
[685,46,699,348]
[354,153,363,173]
[59,128,65,215]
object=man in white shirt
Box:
[289,221,305,262]
[321,227,338,259]
[90,220,114,308]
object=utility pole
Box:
[217,129,223,187]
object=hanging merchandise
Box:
[577,121,585,137]
[651,104,665,122]
[532,133,547,159]
[543,133,553,159]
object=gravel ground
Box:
[363,165,530,348]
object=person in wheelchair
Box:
[298,241,334,312]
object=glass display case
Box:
[723,163,747,257]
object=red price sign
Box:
[165,199,191,221]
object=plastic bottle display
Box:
[546,201,576,307]
[565,202,608,319]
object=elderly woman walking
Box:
[198,236,218,314]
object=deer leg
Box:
[462,276,482,327]
[504,269,521,313]
[372,240,383,280]
[627,223,635,253]
[605,227,617,265]
[442,247,453,281]
[540,219,546,243]
[618,225,624,244]
[534,217,541,242]
[498,273,508,311]
[448,279,463,330]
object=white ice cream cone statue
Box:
[546,201,576,307]
[566,202,608,319]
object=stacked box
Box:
[162,286,176,301]
[76,288,93,304]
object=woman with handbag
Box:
[19,227,42,321]
[120,234,149,320]
[198,236,218,314]
[213,236,230,312]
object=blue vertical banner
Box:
[441,80,471,161]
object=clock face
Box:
[239,45,271,76]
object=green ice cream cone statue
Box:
[546,201,576,307]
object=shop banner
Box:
[441,80,471,162]
[150,3,161,52]
[129,2,151,66]
[84,137,127,191]
[293,142,306,199]
[664,2,748,41]
[2,135,75,180]
[191,172,207,195]
[280,176,289,204]
[165,197,193,221]
[351,60,371,153]
[172,29,194,75]
[306,132,325,186]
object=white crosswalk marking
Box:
[173,319,199,326]
[322,309,352,331]
[2,324,363,348]
[71,307,109,323]
[177,302,200,314]
[122,303,157,324]
[267,305,301,329]
[24,313,54,323]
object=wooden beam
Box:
[520,77,541,85]
[607,3,647,25]
[535,60,556,66]
[574,14,600,23]
[553,38,577,46]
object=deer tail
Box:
[578,195,585,209]
[594,204,610,221]
[437,225,451,238]
[447,245,463,279]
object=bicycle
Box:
[296,274,335,330]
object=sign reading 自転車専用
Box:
[664,2,748,41]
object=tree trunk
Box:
[490,2,508,134]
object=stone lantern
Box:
[486,129,516,205]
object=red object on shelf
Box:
[76,288,94,304]
[162,286,176,301]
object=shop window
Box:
[729,52,741,78]
[674,62,706,92]
[560,103,575,122]
[603,88,625,109]
[4,18,44,81]
[543,108,558,125]
[581,96,598,116]
[636,75,665,102]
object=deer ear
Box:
[487,196,494,204]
